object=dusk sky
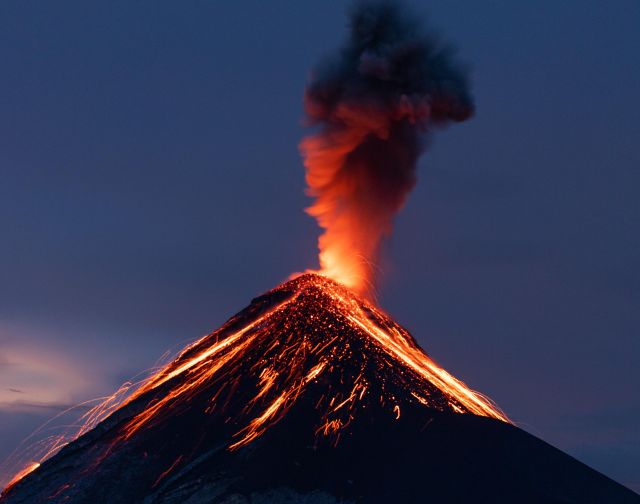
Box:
[1,0,639,492]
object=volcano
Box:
[1,274,637,503]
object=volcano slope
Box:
[1,274,638,503]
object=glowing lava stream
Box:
[120,297,299,438]
[2,463,39,494]
[347,315,507,421]
[133,303,290,396]
[3,274,509,492]
[117,274,508,447]
[325,279,507,422]
[229,361,327,450]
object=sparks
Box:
[2,273,508,497]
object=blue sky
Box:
[1,0,639,491]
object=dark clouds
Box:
[302,1,474,292]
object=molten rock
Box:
[1,275,637,503]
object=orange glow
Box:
[152,456,183,488]
[113,273,508,454]
[300,91,435,297]
[300,110,401,296]
[3,462,39,493]
[2,274,508,495]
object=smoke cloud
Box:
[301,1,474,296]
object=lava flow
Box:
[1,464,39,496]
[117,273,509,449]
[2,273,509,500]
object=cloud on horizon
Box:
[0,323,101,413]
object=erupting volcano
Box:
[2,2,638,503]
[2,274,636,503]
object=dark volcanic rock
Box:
[2,274,638,503]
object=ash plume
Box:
[301,1,474,296]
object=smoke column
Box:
[301,1,474,296]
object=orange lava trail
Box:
[3,274,509,494]
[114,273,509,452]
[2,462,39,494]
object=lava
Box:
[115,274,508,452]
[2,463,39,495]
[2,273,509,499]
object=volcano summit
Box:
[1,274,637,503]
